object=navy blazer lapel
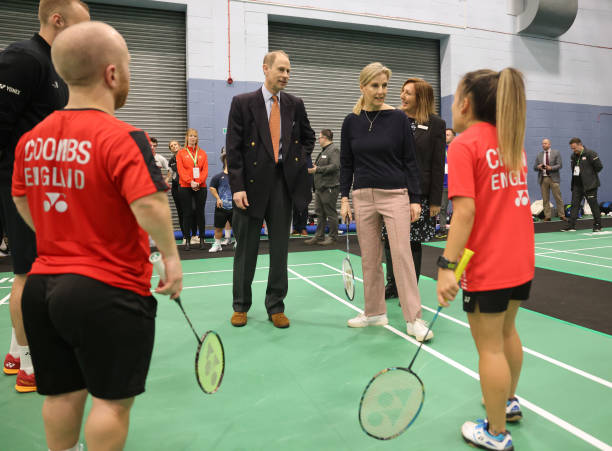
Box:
[249,90,275,161]
[281,94,294,153]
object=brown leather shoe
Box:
[543,218,551,222]
[560,216,568,221]
[269,312,290,328]
[231,312,247,327]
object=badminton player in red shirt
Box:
[436,68,534,450]
[11,22,182,451]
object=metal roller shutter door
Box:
[0,1,187,230]
[268,22,440,215]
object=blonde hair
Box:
[38,0,88,24]
[353,62,392,115]
[184,128,199,149]
[402,78,435,124]
[457,68,526,172]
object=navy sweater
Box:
[340,109,421,203]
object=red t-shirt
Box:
[448,122,534,291]
[12,109,167,296]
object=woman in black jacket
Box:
[385,77,446,297]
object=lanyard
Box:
[574,150,583,168]
[187,147,198,166]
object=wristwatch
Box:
[437,255,457,270]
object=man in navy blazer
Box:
[226,50,315,328]
[533,138,567,221]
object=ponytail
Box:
[353,95,365,115]
[496,68,526,172]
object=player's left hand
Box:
[410,203,421,223]
[430,205,441,217]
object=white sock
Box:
[224,229,231,239]
[19,345,34,375]
[9,328,20,357]
[215,238,222,245]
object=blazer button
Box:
[251,141,255,147]
[294,140,299,144]
[250,179,254,183]
[253,162,257,166]
[294,157,299,162]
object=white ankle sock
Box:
[215,238,221,245]
[224,229,231,238]
[9,328,20,357]
[49,443,83,451]
[19,345,34,375]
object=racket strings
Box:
[359,369,424,440]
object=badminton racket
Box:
[149,252,225,394]
[342,215,355,302]
[358,249,474,440]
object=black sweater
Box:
[0,33,68,186]
[340,109,421,203]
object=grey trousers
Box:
[540,177,564,218]
[314,186,339,240]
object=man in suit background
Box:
[562,137,604,232]
[226,50,315,328]
[534,138,567,221]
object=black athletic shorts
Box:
[463,280,532,313]
[213,207,233,229]
[21,273,157,399]
[0,186,36,274]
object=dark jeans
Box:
[569,184,601,228]
[178,187,207,240]
[171,183,185,238]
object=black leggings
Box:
[385,240,422,284]
[178,187,207,240]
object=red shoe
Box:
[15,370,36,393]
[3,353,20,375]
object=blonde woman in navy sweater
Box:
[339,62,432,342]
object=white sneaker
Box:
[209,242,222,253]
[220,237,231,246]
[461,419,513,450]
[406,318,434,341]
[347,313,388,328]
[190,236,199,244]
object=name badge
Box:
[573,166,580,176]
[321,155,327,159]
[417,124,429,130]
[193,167,200,178]
[445,163,448,175]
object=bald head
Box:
[52,21,127,86]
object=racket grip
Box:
[453,248,474,282]
[149,252,167,283]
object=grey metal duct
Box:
[517,0,578,37]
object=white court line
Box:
[0,293,9,306]
[288,265,612,451]
[181,273,340,290]
[318,262,612,390]
[151,262,322,278]
[534,252,612,269]
[534,245,612,254]
[536,236,612,245]
[535,247,612,261]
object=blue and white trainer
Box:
[506,397,522,422]
[461,419,514,450]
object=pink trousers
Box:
[353,188,422,322]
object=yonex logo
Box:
[43,192,68,213]
[464,296,470,304]
[51,81,59,88]
[514,190,529,207]
[0,83,21,95]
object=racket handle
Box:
[149,252,166,283]
[453,248,474,282]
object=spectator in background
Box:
[167,140,185,240]
[435,128,455,238]
[306,128,340,245]
[177,128,208,250]
[0,0,90,393]
[561,137,603,233]
[534,138,567,221]
[209,149,233,253]
[150,136,169,172]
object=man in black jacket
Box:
[561,137,604,232]
[226,50,315,328]
[0,0,90,392]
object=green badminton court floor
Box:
[0,236,611,450]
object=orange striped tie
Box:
[269,95,280,163]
